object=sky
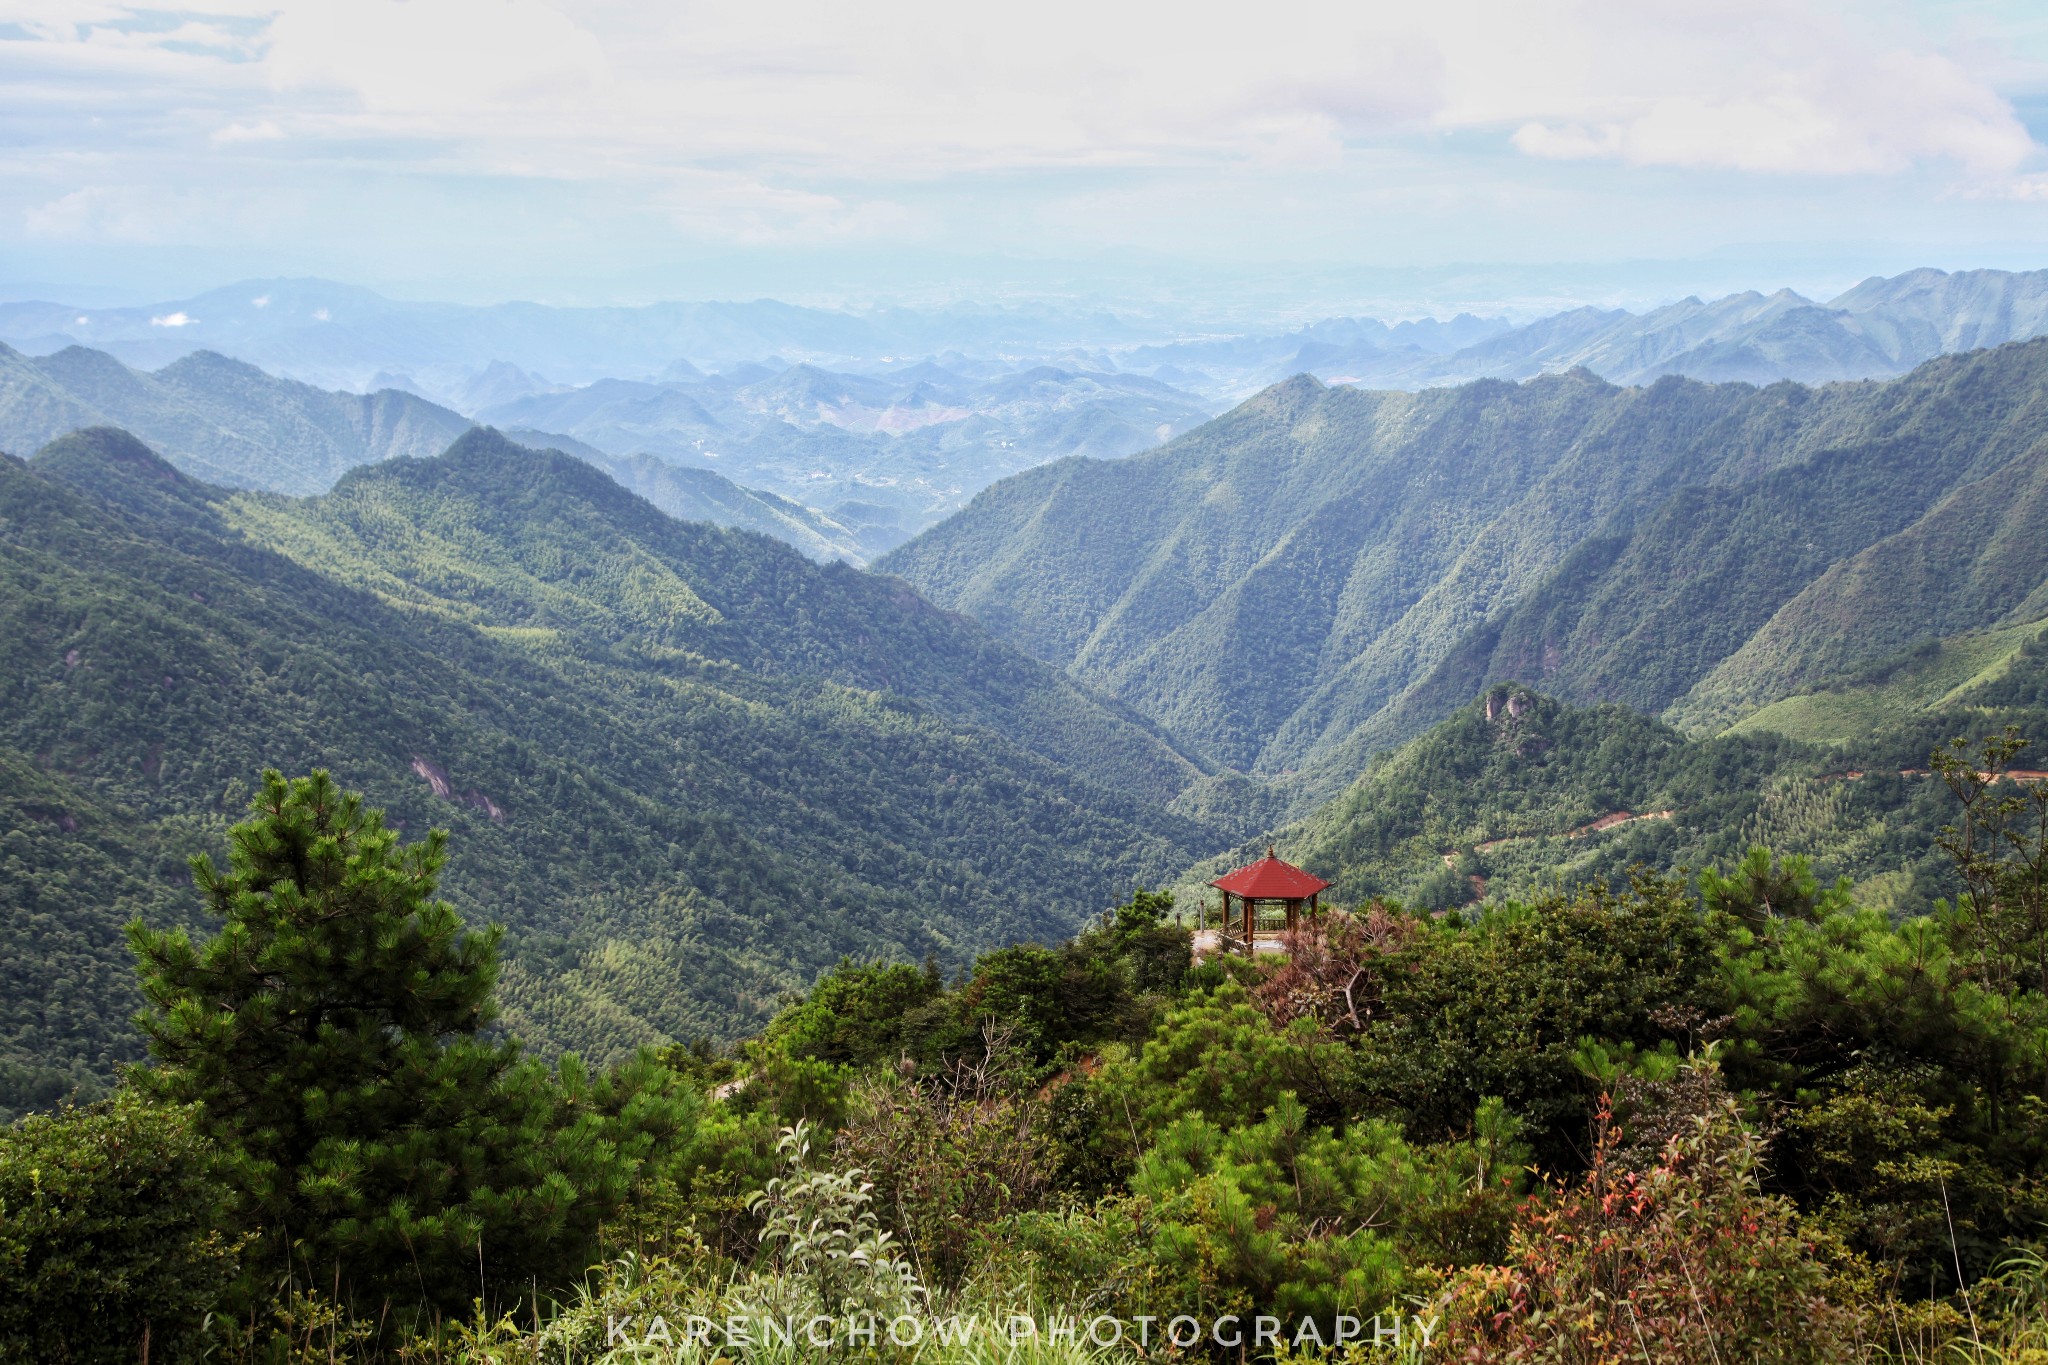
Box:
[6,0,2048,318]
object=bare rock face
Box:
[1484,685,1533,724]
[410,754,454,799]
[410,755,506,822]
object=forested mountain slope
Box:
[884,341,2048,801]
[1726,619,2048,744]
[1418,345,2048,757]
[1228,650,2048,919]
[0,426,1225,1120]
[1669,434,2048,731]
[0,342,471,493]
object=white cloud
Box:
[264,0,607,114]
[0,0,2042,259]
[212,119,284,144]
[20,182,302,244]
[150,310,194,326]
[235,0,2038,181]
[1955,174,2048,201]
[24,187,144,240]
[251,293,269,306]
[12,0,2022,181]
[658,171,918,244]
[1502,34,2032,177]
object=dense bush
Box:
[0,1092,243,1364]
[1429,1060,1853,1365]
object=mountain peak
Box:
[30,426,221,525]
[442,424,550,463]
[336,425,660,532]
[34,344,137,386]
[1243,372,1328,418]
[154,350,273,385]
[33,426,188,486]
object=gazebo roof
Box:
[1210,848,1331,900]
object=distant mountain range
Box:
[0,340,887,560]
[1278,268,2048,391]
[10,268,2048,409]
[0,425,1230,1117]
[482,362,1216,553]
[881,338,2048,807]
[0,278,1154,393]
[15,265,2048,557]
[0,337,1214,558]
[1116,267,2048,398]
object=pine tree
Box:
[127,770,691,1317]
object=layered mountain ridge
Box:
[882,339,2048,805]
[0,341,890,562]
[1294,268,2048,391]
[478,361,1216,552]
[13,267,2048,406]
[0,341,470,494]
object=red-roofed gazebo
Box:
[1209,846,1331,951]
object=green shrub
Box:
[761,959,944,1069]
[0,1093,244,1364]
[835,1038,1058,1288]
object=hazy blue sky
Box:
[7,1,2048,316]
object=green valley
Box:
[0,425,1231,1120]
[13,357,2048,1365]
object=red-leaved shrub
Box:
[1427,1058,1851,1364]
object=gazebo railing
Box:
[1208,900,1302,940]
